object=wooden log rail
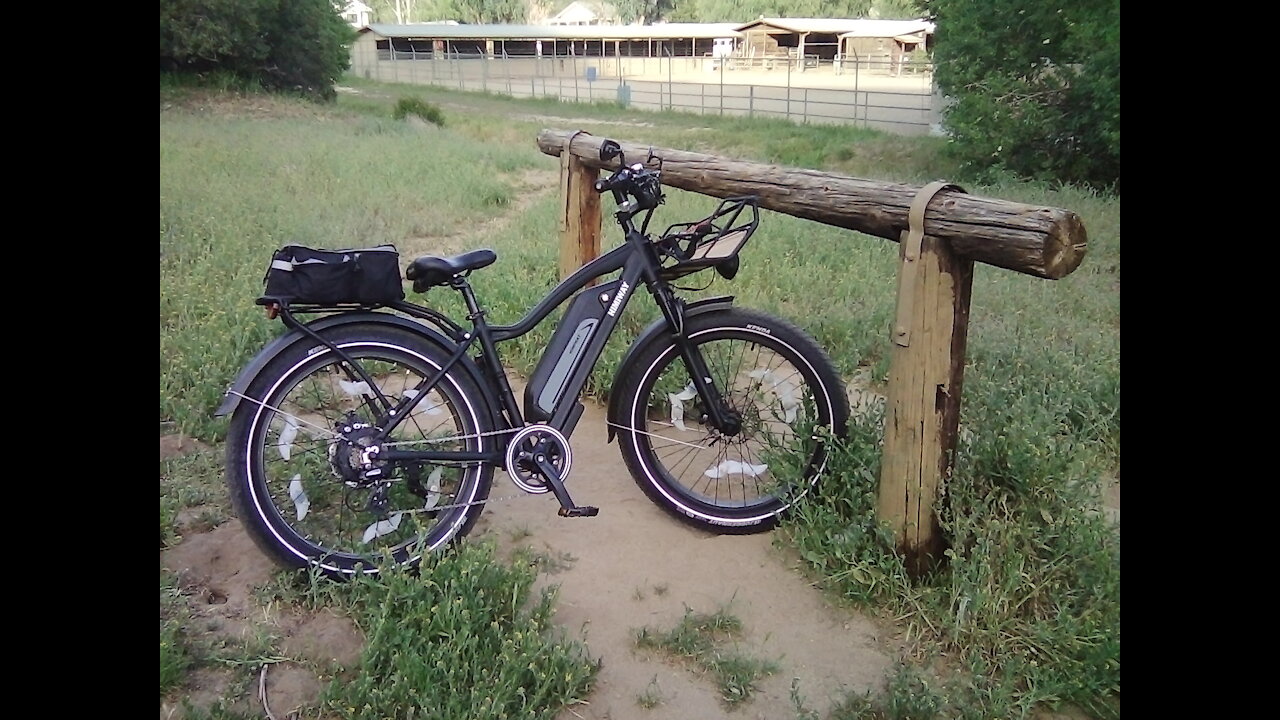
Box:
[537,128,1086,280]
[537,128,1087,577]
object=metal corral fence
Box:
[356,52,942,136]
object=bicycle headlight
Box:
[633,172,664,210]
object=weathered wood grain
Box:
[537,128,1087,279]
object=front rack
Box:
[656,196,760,279]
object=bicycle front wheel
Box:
[614,309,849,533]
[225,324,495,579]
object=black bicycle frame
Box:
[348,208,734,467]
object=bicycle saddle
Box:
[406,249,497,291]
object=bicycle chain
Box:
[393,423,713,514]
[227,390,716,514]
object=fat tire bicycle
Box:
[216,140,850,579]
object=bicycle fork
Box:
[647,283,741,438]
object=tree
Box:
[159,0,355,101]
[159,0,273,73]
[260,0,356,100]
[613,0,674,24]
[671,0,891,22]
[389,0,419,23]
[870,0,926,19]
[930,0,1120,190]
[450,0,527,22]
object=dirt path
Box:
[161,381,895,720]
[470,383,893,720]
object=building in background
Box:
[548,1,620,26]
[340,1,372,28]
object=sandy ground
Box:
[160,373,899,719]
[470,382,896,720]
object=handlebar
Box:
[593,166,631,194]
[594,160,664,215]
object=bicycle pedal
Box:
[558,506,599,518]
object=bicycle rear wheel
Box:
[614,308,848,533]
[225,324,494,578]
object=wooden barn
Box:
[731,17,934,70]
[351,22,743,68]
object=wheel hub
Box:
[718,407,743,437]
[328,415,387,486]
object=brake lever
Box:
[646,147,663,172]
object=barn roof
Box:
[733,18,935,38]
[360,23,742,41]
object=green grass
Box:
[781,413,1120,718]
[160,444,227,547]
[301,541,597,719]
[159,91,543,439]
[161,77,1119,719]
[160,572,193,697]
[633,605,780,707]
[160,409,596,720]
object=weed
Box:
[633,605,778,707]
[159,573,192,696]
[316,541,598,717]
[514,545,577,575]
[883,662,945,719]
[392,96,445,126]
[636,675,664,709]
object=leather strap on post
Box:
[559,130,592,234]
[893,181,965,347]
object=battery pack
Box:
[524,279,623,422]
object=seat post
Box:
[445,279,483,324]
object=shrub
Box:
[392,97,446,127]
[159,0,353,101]
[932,0,1120,191]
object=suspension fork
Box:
[642,266,741,436]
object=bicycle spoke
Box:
[629,324,836,516]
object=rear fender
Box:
[214,312,491,420]
[605,296,734,442]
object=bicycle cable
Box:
[605,421,714,451]
[227,392,716,514]
[225,389,523,448]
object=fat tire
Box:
[614,308,848,533]
[225,324,494,579]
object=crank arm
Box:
[532,455,598,518]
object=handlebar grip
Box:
[595,167,631,194]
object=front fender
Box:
[214,312,484,418]
[605,296,734,442]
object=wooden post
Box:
[535,131,1086,578]
[558,135,602,281]
[879,183,973,577]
